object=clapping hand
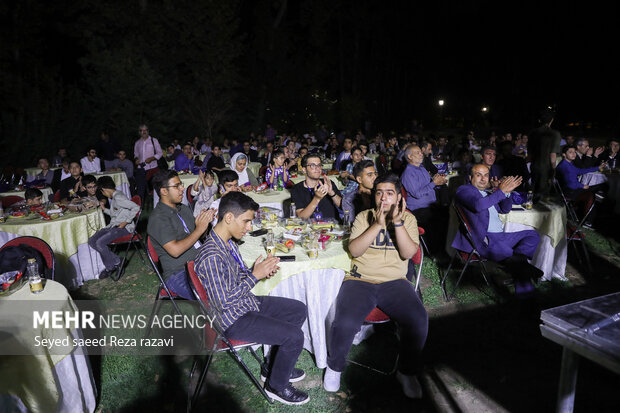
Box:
[490,177,501,188]
[499,176,523,194]
[253,254,280,280]
[391,196,406,225]
[594,146,605,157]
[433,173,448,186]
[322,175,335,196]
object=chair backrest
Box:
[1,195,24,208]
[131,194,142,207]
[453,203,478,251]
[186,260,220,350]
[53,190,61,203]
[186,186,195,209]
[553,179,579,222]
[259,165,268,178]
[146,236,160,264]
[2,236,55,280]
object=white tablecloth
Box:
[94,171,131,198]
[1,187,54,202]
[0,280,96,413]
[579,171,608,186]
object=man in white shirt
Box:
[133,124,163,202]
[80,148,102,174]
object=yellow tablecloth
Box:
[1,186,54,201]
[240,227,352,295]
[0,279,95,413]
[500,201,566,248]
[93,171,129,188]
[24,167,60,180]
[0,208,106,259]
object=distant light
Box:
[481,107,488,112]
[438,100,444,107]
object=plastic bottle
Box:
[290,202,296,218]
[526,191,533,209]
[277,175,284,191]
[343,210,351,230]
[27,258,44,294]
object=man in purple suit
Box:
[452,164,542,296]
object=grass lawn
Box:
[75,203,620,413]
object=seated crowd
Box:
[6,121,618,406]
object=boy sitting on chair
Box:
[324,173,429,398]
[88,176,139,279]
[195,191,309,405]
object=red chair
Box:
[258,165,268,178]
[52,190,61,203]
[186,185,195,210]
[1,196,24,209]
[347,224,425,375]
[440,204,492,301]
[185,260,272,410]
[107,195,145,280]
[144,236,186,338]
[1,236,55,280]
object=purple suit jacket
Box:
[452,184,512,253]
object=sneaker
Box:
[396,371,423,399]
[264,383,309,405]
[323,366,341,392]
[550,273,569,282]
[113,257,126,280]
[260,366,306,383]
[98,269,111,280]
[583,222,594,229]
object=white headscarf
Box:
[230,152,250,186]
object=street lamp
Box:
[481,106,488,112]
[438,100,445,128]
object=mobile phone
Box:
[278,255,296,262]
[250,228,268,237]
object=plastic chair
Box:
[1,196,24,209]
[440,204,492,301]
[554,180,593,274]
[185,260,273,411]
[107,195,145,281]
[2,236,55,280]
[347,227,424,375]
[144,236,186,338]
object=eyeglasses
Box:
[164,182,184,189]
[306,163,322,169]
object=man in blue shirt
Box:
[401,145,448,253]
[195,192,309,405]
[334,137,353,171]
[175,142,201,174]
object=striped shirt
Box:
[195,230,260,331]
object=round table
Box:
[445,200,568,281]
[579,171,608,186]
[93,171,131,198]
[246,189,292,216]
[1,186,54,202]
[239,226,352,368]
[24,167,60,180]
[0,208,107,289]
[0,279,96,413]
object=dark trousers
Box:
[412,205,447,255]
[165,269,196,300]
[135,167,159,203]
[224,296,307,391]
[327,279,428,375]
[88,227,129,271]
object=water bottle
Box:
[526,191,533,209]
[289,202,296,218]
[27,258,44,294]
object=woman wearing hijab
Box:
[229,152,258,191]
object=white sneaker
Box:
[352,324,375,345]
[550,273,569,282]
[396,371,423,399]
[323,366,341,392]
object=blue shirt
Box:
[556,160,599,191]
[402,163,436,211]
[479,190,504,233]
[341,162,359,196]
[195,230,260,331]
[334,151,351,171]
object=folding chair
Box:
[347,235,424,375]
[440,204,492,301]
[144,236,186,338]
[185,260,273,411]
[554,180,593,274]
[186,186,195,211]
[1,196,24,209]
[107,195,145,281]
[1,236,55,280]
